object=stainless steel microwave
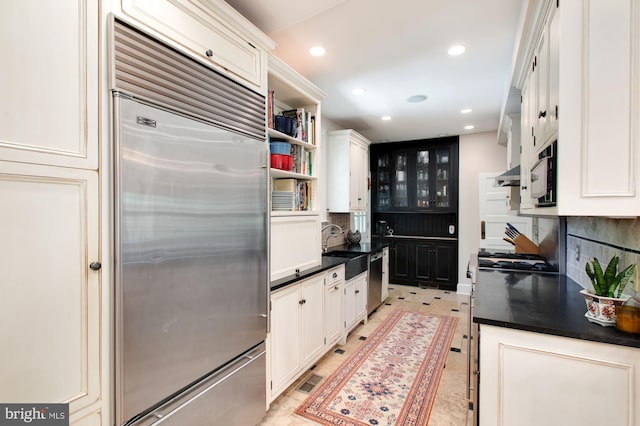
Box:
[530,140,557,207]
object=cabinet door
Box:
[354,273,368,320]
[373,152,391,210]
[300,275,325,366]
[0,162,101,415]
[392,151,409,208]
[344,280,356,331]
[390,240,411,281]
[0,0,98,170]
[534,26,549,149]
[121,0,264,90]
[270,285,301,396]
[434,147,453,209]
[381,248,389,301]
[270,216,321,280]
[415,149,431,208]
[519,70,535,210]
[349,141,368,210]
[414,241,457,288]
[547,3,559,137]
[325,280,343,347]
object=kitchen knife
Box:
[503,237,516,245]
[506,223,521,235]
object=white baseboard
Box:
[456,282,472,295]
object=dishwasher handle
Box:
[370,252,383,262]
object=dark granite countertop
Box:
[473,269,640,349]
[326,241,390,254]
[269,242,390,292]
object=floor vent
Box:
[297,374,324,394]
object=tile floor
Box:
[260,284,473,426]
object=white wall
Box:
[458,131,508,289]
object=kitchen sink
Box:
[323,251,369,280]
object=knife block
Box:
[514,234,540,254]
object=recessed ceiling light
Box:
[381,116,392,121]
[352,87,367,96]
[464,125,475,130]
[448,45,466,56]
[407,94,428,103]
[460,108,472,114]
[439,133,449,137]
[309,46,326,57]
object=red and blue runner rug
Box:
[295,309,458,425]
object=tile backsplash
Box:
[566,217,640,293]
[323,213,350,249]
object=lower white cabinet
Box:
[0,161,104,423]
[344,272,368,335]
[324,267,345,348]
[381,247,389,301]
[479,325,640,426]
[269,273,325,401]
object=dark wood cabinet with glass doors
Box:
[371,138,458,213]
[370,137,459,289]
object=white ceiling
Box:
[226,0,525,143]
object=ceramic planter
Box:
[580,289,630,326]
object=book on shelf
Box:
[267,90,275,129]
[273,178,296,192]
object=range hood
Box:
[495,165,521,186]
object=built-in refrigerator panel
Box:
[113,94,268,424]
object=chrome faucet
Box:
[321,224,344,252]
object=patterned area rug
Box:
[295,309,458,425]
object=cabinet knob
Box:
[89,261,102,271]
[355,290,360,294]
[333,272,338,278]
[299,299,306,305]
[205,49,213,57]
[334,286,339,290]
[538,110,547,119]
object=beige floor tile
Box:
[259,285,471,426]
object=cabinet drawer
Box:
[326,266,344,286]
[121,0,264,91]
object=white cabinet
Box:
[270,215,321,281]
[0,2,107,425]
[0,1,99,170]
[118,0,274,92]
[381,247,390,301]
[479,325,640,425]
[515,0,640,216]
[324,266,345,348]
[327,130,371,212]
[269,273,325,401]
[344,272,368,335]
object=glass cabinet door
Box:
[435,148,450,208]
[415,149,430,208]
[375,152,390,209]
[393,152,408,208]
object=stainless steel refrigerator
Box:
[113,91,269,425]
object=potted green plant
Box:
[581,256,636,326]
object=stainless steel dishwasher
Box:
[368,251,383,315]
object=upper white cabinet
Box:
[513,0,640,216]
[0,1,99,170]
[268,55,326,281]
[117,0,274,92]
[327,129,371,212]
